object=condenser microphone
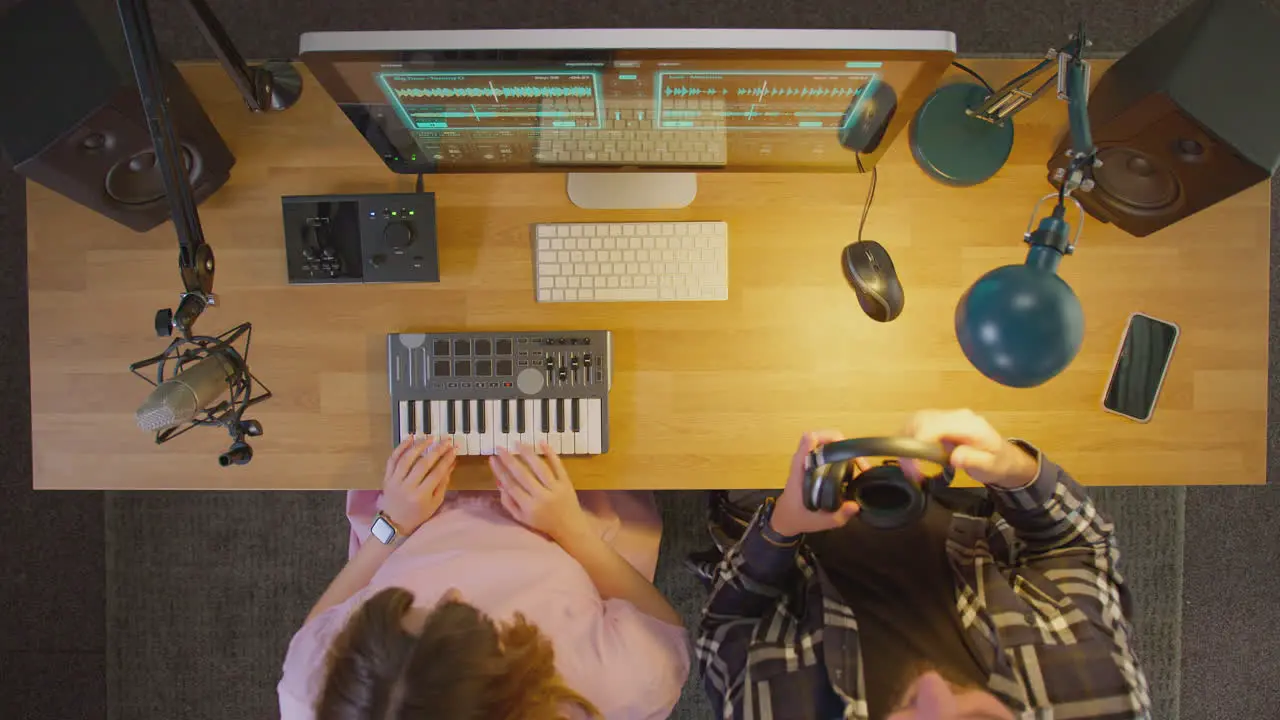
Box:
[135,349,237,431]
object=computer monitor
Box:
[300,29,955,208]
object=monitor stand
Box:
[567,173,697,210]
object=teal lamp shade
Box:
[955,221,1084,388]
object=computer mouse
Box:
[842,240,904,322]
[838,80,898,154]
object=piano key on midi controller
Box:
[387,331,612,455]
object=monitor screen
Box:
[301,30,954,175]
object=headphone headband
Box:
[806,437,952,471]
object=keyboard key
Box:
[597,288,659,301]
[547,400,562,453]
[586,398,603,454]
[398,402,410,443]
[481,400,496,455]
[431,401,448,443]
[520,399,536,447]
[532,399,547,447]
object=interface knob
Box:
[384,221,413,249]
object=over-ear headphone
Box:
[803,437,954,530]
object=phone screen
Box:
[1103,314,1179,422]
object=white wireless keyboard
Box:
[532,222,729,303]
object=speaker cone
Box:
[105,146,200,205]
[1093,147,1181,212]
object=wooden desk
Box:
[27,61,1270,490]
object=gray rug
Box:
[104,484,1184,720]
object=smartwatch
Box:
[371,511,407,547]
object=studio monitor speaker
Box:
[0,0,234,232]
[1047,0,1280,237]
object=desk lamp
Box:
[914,30,1099,387]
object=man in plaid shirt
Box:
[696,409,1150,720]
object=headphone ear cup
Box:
[847,464,928,530]
[803,461,849,513]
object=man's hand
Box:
[899,409,1038,489]
[379,435,457,534]
[771,431,871,537]
[491,443,593,544]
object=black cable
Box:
[950,60,994,93]
[857,164,877,243]
[415,172,424,193]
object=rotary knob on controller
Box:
[516,367,545,395]
[383,220,414,249]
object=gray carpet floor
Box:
[2,1,1279,718]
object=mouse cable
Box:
[950,60,993,93]
[415,172,424,193]
[856,161,877,244]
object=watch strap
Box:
[757,498,802,547]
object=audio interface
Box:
[281,192,439,285]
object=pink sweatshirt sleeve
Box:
[278,604,351,720]
[586,598,692,720]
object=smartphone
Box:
[1102,313,1180,423]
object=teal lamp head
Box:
[955,211,1084,387]
[947,29,1096,388]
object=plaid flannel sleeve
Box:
[988,443,1152,717]
[696,503,802,719]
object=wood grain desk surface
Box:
[27,60,1270,490]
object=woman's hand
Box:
[490,443,592,544]
[379,435,456,534]
[771,431,871,537]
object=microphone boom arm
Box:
[114,0,301,339]
[115,0,214,338]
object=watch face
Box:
[371,516,396,545]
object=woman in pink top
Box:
[278,434,689,720]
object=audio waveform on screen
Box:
[393,86,594,99]
[377,71,603,131]
[661,86,859,98]
[733,87,859,97]
[655,70,878,130]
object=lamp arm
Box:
[1058,30,1099,198]
[968,27,1097,135]
[968,54,1059,124]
